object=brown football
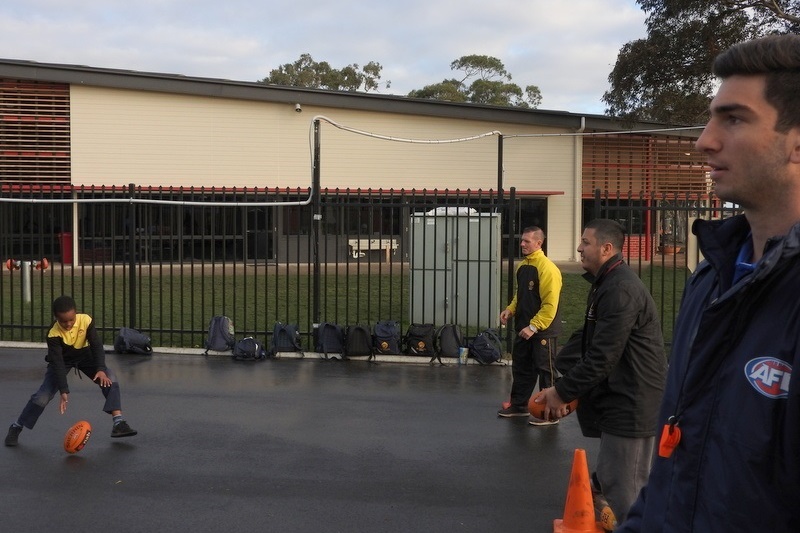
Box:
[64,420,92,454]
[528,391,578,420]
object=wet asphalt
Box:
[1,347,599,533]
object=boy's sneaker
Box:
[111,421,138,438]
[528,416,559,426]
[497,405,529,417]
[5,424,22,446]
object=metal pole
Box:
[21,261,31,303]
[312,120,322,326]
[497,134,504,207]
[128,183,137,329]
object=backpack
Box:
[404,323,436,359]
[316,322,345,359]
[435,324,464,358]
[469,328,504,365]
[204,316,235,353]
[344,325,374,359]
[232,336,266,361]
[270,322,302,356]
[114,327,153,355]
[373,320,401,355]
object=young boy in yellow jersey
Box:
[5,295,137,446]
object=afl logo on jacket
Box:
[744,357,792,399]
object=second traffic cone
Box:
[553,449,605,533]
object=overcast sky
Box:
[0,1,647,114]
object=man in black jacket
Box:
[535,219,667,524]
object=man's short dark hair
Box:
[52,295,77,316]
[585,219,625,251]
[522,225,545,240]
[712,34,800,133]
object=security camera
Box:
[295,103,302,113]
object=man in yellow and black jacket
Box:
[498,226,563,425]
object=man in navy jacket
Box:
[618,34,800,532]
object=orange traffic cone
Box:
[553,449,605,533]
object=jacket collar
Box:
[695,214,800,286]
[582,252,625,285]
[524,249,544,261]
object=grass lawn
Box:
[0,264,687,350]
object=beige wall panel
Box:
[69,85,581,260]
[544,196,580,263]
[71,86,310,188]
[71,86,578,193]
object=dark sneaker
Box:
[497,405,529,418]
[5,424,22,446]
[111,421,138,438]
[528,416,559,426]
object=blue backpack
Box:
[269,322,302,356]
[344,325,374,359]
[436,324,464,358]
[469,328,503,365]
[114,327,153,355]
[373,320,401,355]
[204,316,235,353]
[232,337,266,361]
[316,322,345,359]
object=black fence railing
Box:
[0,185,741,353]
[0,185,513,349]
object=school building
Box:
[0,58,709,264]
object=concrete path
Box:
[1,348,599,533]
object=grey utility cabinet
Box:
[409,209,501,328]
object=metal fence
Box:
[0,185,740,352]
[0,185,513,349]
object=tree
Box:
[260,53,389,92]
[408,55,542,108]
[603,0,800,124]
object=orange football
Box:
[528,391,578,420]
[64,420,92,454]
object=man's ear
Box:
[789,127,800,164]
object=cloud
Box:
[0,0,646,114]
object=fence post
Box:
[504,187,517,353]
[128,183,137,329]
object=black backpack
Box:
[469,328,504,365]
[373,320,401,355]
[316,322,345,359]
[436,324,464,358]
[344,325,374,359]
[232,337,266,361]
[114,327,153,355]
[270,322,302,356]
[204,316,235,353]
[404,323,436,358]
